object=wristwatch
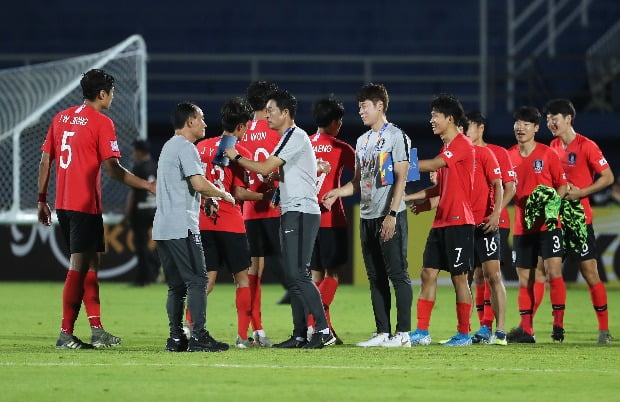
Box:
[388,210,397,217]
[234,154,243,162]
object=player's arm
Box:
[482,178,503,233]
[322,164,361,210]
[37,151,53,226]
[418,156,447,173]
[232,185,273,202]
[404,184,440,203]
[223,147,283,176]
[189,174,235,205]
[380,159,408,242]
[103,158,156,194]
[501,181,516,209]
[565,167,614,201]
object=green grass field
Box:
[1,282,618,401]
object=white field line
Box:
[0,361,619,374]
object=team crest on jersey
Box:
[599,157,607,166]
[533,159,544,172]
[444,150,454,159]
[375,138,386,151]
[568,152,577,166]
[110,140,119,152]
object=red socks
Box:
[61,270,86,334]
[236,287,252,339]
[533,281,545,315]
[518,286,534,335]
[474,284,485,324]
[83,270,102,328]
[319,277,338,329]
[482,280,494,328]
[589,281,609,331]
[416,299,435,331]
[456,302,472,334]
[249,274,262,331]
[549,277,566,328]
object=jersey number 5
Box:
[59,131,75,169]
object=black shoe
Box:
[331,328,344,345]
[164,334,188,352]
[56,332,94,349]
[508,328,536,344]
[506,326,525,342]
[551,325,565,342]
[188,332,230,352]
[276,291,291,305]
[302,332,336,349]
[272,335,308,348]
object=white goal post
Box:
[0,35,147,224]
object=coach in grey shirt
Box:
[224,89,335,349]
[323,83,413,348]
[153,102,234,353]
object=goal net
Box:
[0,35,147,224]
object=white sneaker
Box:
[381,332,412,347]
[253,330,273,347]
[356,332,390,347]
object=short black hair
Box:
[81,69,114,101]
[544,98,576,121]
[430,94,464,124]
[268,89,297,119]
[513,106,541,125]
[357,83,389,112]
[465,110,487,127]
[172,102,199,130]
[457,117,469,133]
[221,97,253,132]
[246,81,278,112]
[313,95,344,128]
[132,139,150,153]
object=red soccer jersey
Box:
[486,143,516,229]
[239,119,281,220]
[471,145,502,225]
[196,136,250,233]
[41,104,121,214]
[550,133,610,224]
[310,132,355,227]
[508,142,568,235]
[433,133,475,228]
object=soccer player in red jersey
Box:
[239,81,282,346]
[37,69,156,349]
[406,94,476,347]
[195,98,272,348]
[307,96,355,343]
[506,106,568,343]
[546,98,614,344]
[463,111,514,345]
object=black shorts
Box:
[565,224,597,261]
[310,227,348,271]
[513,228,563,269]
[423,225,474,274]
[473,228,501,267]
[56,209,104,254]
[200,230,251,274]
[244,217,281,257]
[499,227,510,267]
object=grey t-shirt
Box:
[152,134,204,240]
[272,126,321,215]
[356,123,411,219]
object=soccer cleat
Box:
[302,332,336,349]
[91,329,122,348]
[235,336,255,349]
[356,332,390,347]
[187,332,229,352]
[507,327,536,344]
[598,330,613,345]
[164,335,188,352]
[442,332,473,346]
[381,332,411,347]
[253,331,273,347]
[56,332,94,349]
[472,325,491,344]
[272,335,308,348]
[491,330,508,346]
[551,325,565,343]
[409,330,432,346]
